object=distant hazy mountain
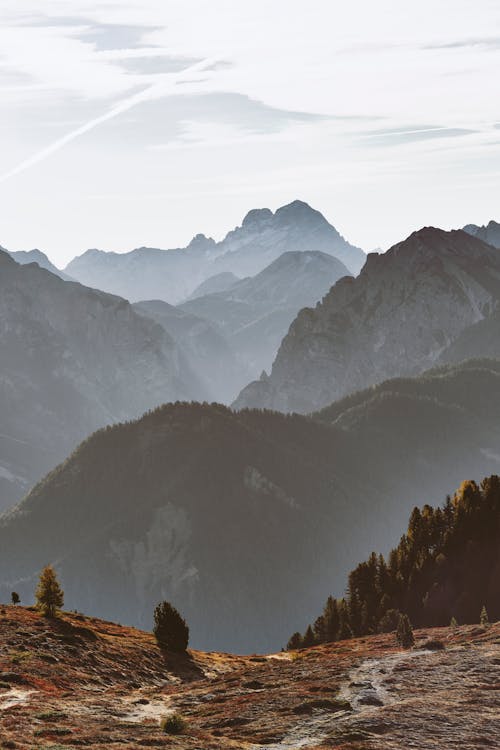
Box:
[180,250,351,375]
[0,250,201,510]
[463,220,500,248]
[234,228,500,413]
[188,271,240,300]
[133,300,249,403]
[65,201,365,304]
[7,248,72,280]
[209,200,365,278]
[1,360,499,652]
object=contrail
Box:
[0,57,217,185]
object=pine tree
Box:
[480,605,489,626]
[302,625,315,648]
[450,616,458,629]
[35,565,64,618]
[396,613,414,649]
[11,592,20,605]
[323,596,339,642]
[286,632,303,650]
[153,601,189,652]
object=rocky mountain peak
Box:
[241,207,273,229]
[274,199,331,228]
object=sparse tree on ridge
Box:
[153,601,189,653]
[11,592,20,605]
[36,565,64,618]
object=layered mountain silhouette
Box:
[1,360,499,652]
[463,219,500,248]
[6,248,72,280]
[0,250,202,510]
[180,250,351,376]
[133,299,249,403]
[234,228,500,413]
[65,201,365,304]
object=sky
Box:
[1,0,499,267]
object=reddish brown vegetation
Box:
[0,606,498,749]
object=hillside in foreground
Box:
[0,606,497,749]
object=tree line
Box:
[288,475,499,649]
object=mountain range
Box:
[234,227,500,413]
[0,249,201,510]
[64,200,365,304]
[463,219,500,248]
[1,359,499,652]
[179,250,351,377]
[6,247,73,280]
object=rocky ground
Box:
[0,606,498,749]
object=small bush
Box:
[421,639,445,651]
[160,713,186,734]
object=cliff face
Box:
[0,251,200,508]
[234,228,500,413]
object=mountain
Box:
[234,228,500,413]
[180,250,351,375]
[6,248,72,280]
[463,219,500,248]
[133,300,249,402]
[0,250,201,510]
[0,607,497,750]
[1,360,500,652]
[188,271,240,299]
[439,309,500,364]
[64,201,365,304]
[210,200,365,278]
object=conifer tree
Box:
[35,565,64,618]
[11,592,20,605]
[286,632,303,650]
[153,601,189,652]
[480,605,489,626]
[323,596,339,642]
[302,625,315,648]
[396,613,414,649]
[450,616,458,629]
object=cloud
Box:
[424,37,500,50]
[361,125,478,146]
[0,57,217,184]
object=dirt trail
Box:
[264,649,431,750]
[0,688,34,710]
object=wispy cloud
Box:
[0,57,217,184]
[424,37,500,50]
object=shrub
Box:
[396,613,414,649]
[160,713,186,734]
[450,616,458,629]
[480,605,489,626]
[153,601,189,652]
[10,592,20,605]
[35,566,64,618]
